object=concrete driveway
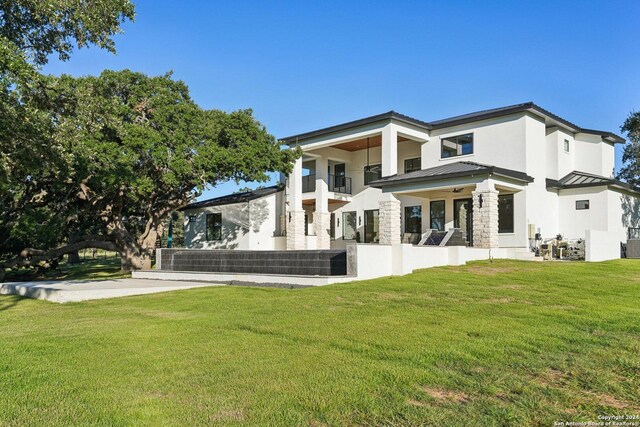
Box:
[0,278,225,303]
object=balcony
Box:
[302,174,352,194]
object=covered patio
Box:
[370,161,534,249]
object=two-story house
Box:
[182,102,639,263]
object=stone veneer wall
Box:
[313,212,331,250]
[379,199,401,245]
[286,210,306,250]
[472,190,499,248]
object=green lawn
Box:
[4,256,129,282]
[1,260,639,426]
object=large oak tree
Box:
[1,0,135,270]
[6,70,300,271]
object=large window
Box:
[404,206,422,233]
[364,164,382,185]
[364,209,379,243]
[206,213,222,241]
[430,200,445,231]
[342,211,357,240]
[404,157,421,173]
[441,133,473,158]
[498,194,514,233]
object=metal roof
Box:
[280,111,431,144]
[180,185,283,210]
[546,172,640,193]
[280,102,625,145]
[368,161,534,189]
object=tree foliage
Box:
[618,111,640,187]
[0,0,135,265]
[1,0,135,65]
[4,70,300,272]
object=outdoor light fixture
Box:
[188,215,196,222]
[288,212,291,222]
[359,216,362,226]
[337,217,340,227]
[479,194,484,208]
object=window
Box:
[564,139,570,153]
[430,201,445,231]
[342,211,357,240]
[404,157,421,173]
[206,213,222,241]
[364,210,379,243]
[576,200,590,210]
[364,164,382,185]
[498,194,514,233]
[441,133,473,158]
[404,206,422,233]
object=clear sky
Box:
[43,0,640,201]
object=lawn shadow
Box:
[0,294,29,311]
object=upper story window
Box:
[364,164,382,185]
[576,200,589,210]
[404,157,421,173]
[441,133,473,158]
[564,139,570,153]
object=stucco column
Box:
[472,179,499,248]
[286,157,305,250]
[381,123,398,177]
[379,194,401,245]
[314,156,331,249]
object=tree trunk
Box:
[67,251,81,264]
[67,231,81,264]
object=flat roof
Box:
[281,102,625,145]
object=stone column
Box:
[314,156,331,249]
[472,179,499,248]
[379,194,402,245]
[286,157,306,250]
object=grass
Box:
[1,259,639,426]
[4,254,130,282]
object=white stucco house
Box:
[182,102,640,268]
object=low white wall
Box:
[273,236,286,250]
[585,229,621,262]
[352,244,514,280]
[353,244,394,279]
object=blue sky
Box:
[43,0,640,201]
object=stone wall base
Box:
[287,210,306,250]
[313,212,331,250]
[472,190,499,248]
[379,199,402,245]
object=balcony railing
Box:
[302,174,316,193]
[301,174,352,194]
[329,174,351,194]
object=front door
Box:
[453,198,473,245]
[364,209,379,243]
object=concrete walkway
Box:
[0,278,225,303]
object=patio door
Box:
[364,209,379,243]
[454,198,473,245]
[333,163,346,191]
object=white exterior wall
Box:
[558,187,609,239]
[184,192,283,250]
[423,113,528,171]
